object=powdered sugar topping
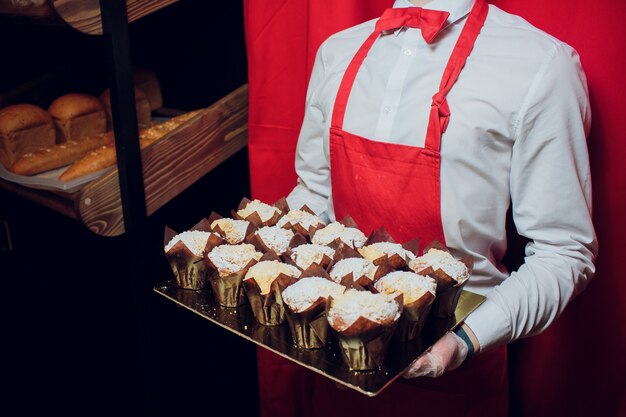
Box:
[358,242,415,262]
[311,222,367,248]
[164,230,213,257]
[329,257,377,283]
[237,199,281,223]
[289,244,335,270]
[327,289,400,331]
[256,226,294,254]
[244,260,300,294]
[276,209,325,231]
[211,218,250,244]
[409,248,470,283]
[282,277,345,313]
[207,243,263,277]
[374,271,436,304]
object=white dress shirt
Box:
[287,0,597,351]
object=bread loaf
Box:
[100,87,151,127]
[48,93,107,143]
[0,104,55,168]
[58,110,203,182]
[133,68,163,110]
[10,131,114,176]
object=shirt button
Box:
[384,106,392,114]
[403,49,413,56]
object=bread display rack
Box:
[0,0,176,35]
[0,0,248,237]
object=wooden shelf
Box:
[0,0,178,35]
[0,84,249,237]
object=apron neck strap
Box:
[425,0,488,151]
[331,0,489,152]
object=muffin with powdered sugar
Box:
[252,225,297,255]
[311,221,367,249]
[243,257,301,326]
[232,197,288,227]
[375,271,436,341]
[328,243,393,289]
[282,268,345,349]
[207,212,254,245]
[327,289,402,371]
[276,206,326,237]
[205,242,263,307]
[164,219,223,290]
[285,243,336,271]
[408,241,473,318]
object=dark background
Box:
[0,1,259,415]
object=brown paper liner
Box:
[243,273,299,326]
[284,299,331,349]
[298,262,334,280]
[207,268,250,307]
[328,295,402,371]
[431,278,468,318]
[393,291,435,342]
[332,319,399,371]
[338,215,360,230]
[164,222,217,290]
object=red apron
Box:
[259,1,508,416]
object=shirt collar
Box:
[392,0,474,27]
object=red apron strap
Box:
[425,0,489,151]
[331,29,382,130]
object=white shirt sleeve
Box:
[464,42,598,351]
[286,46,331,218]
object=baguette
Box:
[58,110,203,182]
[9,131,114,176]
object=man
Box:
[263,0,596,415]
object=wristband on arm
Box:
[453,324,475,357]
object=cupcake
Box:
[276,208,326,237]
[358,241,416,269]
[210,217,251,244]
[282,277,345,349]
[409,244,473,318]
[374,271,436,341]
[311,222,367,248]
[287,244,335,271]
[243,260,301,326]
[205,243,263,307]
[234,198,283,227]
[327,289,401,371]
[254,226,295,255]
[164,227,221,290]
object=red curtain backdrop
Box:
[244,1,626,416]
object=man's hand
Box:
[402,330,470,379]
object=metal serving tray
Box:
[154,280,484,396]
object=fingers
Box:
[402,351,443,379]
[401,332,469,379]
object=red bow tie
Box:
[375,7,450,43]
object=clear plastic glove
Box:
[402,331,469,379]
